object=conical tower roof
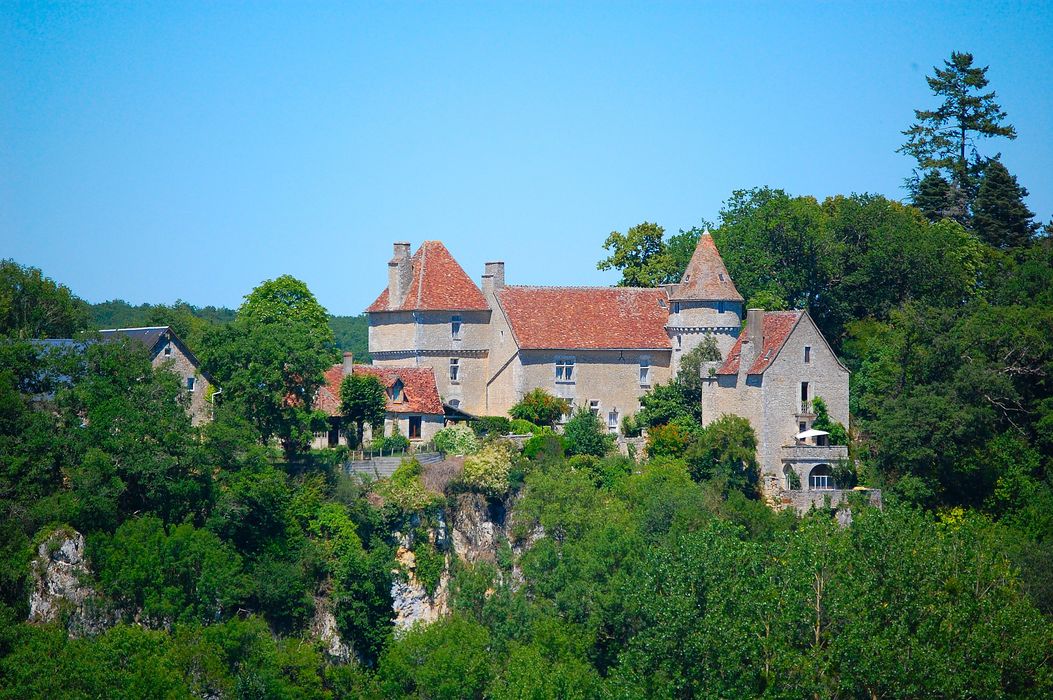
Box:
[670,231,743,302]
[366,241,490,312]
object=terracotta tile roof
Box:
[366,241,489,313]
[496,286,671,350]
[717,311,803,375]
[671,232,743,302]
[314,363,444,416]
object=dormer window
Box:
[451,315,462,340]
[671,302,681,314]
[391,379,405,403]
[717,301,725,314]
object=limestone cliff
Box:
[28,528,113,636]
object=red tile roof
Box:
[366,241,489,313]
[314,364,444,416]
[671,232,743,302]
[496,286,671,350]
[717,311,803,375]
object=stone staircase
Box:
[345,452,442,479]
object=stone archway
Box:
[809,464,835,490]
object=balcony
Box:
[780,444,849,464]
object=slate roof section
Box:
[496,286,671,350]
[671,232,744,302]
[717,311,803,375]
[366,241,490,313]
[98,326,170,353]
[315,363,444,416]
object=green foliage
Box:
[201,275,336,457]
[638,380,695,427]
[561,408,614,458]
[412,533,446,599]
[0,259,90,340]
[378,616,493,699]
[508,418,542,435]
[328,313,371,362]
[341,372,386,446]
[90,299,234,352]
[810,396,849,445]
[462,443,514,495]
[900,51,1016,205]
[471,415,512,437]
[973,159,1039,249]
[509,388,570,428]
[434,424,479,456]
[685,414,759,495]
[646,420,693,459]
[620,412,642,438]
[522,431,564,462]
[372,422,410,453]
[377,459,439,514]
[90,516,248,626]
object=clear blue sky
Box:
[2,1,1051,315]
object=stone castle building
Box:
[365,236,858,505]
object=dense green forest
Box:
[1,52,1051,698]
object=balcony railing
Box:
[780,444,849,463]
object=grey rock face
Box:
[28,529,113,636]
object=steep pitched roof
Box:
[496,286,671,350]
[717,311,803,375]
[315,363,444,416]
[671,232,743,302]
[98,326,171,353]
[366,241,489,313]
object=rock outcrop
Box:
[29,528,111,636]
[391,544,450,631]
[311,594,355,664]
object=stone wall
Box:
[153,341,213,426]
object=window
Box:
[671,301,681,314]
[555,357,575,383]
[449,358,460,383]
[451,315,462,340]
[391,379,405,403]
[186,377,195,392]
[449,398,460,408]
[639,358,651,386]
[163,344,172,357]
[408,416,422,439]
[809,465,835,490]
[608,410,619,433]
[801,381,809,403]
[717,300,725,314]
[804,346,811,364]
[676,334,682,349]
[799,422,807,433]
[589,400,600,415]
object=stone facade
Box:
[702,309,851,504]
[365,238,854,508]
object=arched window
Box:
[809,464,835,490]
[784,465,800,491]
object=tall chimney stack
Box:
[342,352,354,375]
[387,242,412,307]
[481,261,505,295]
[743,308,764,369]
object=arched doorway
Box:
[809,464,835,490]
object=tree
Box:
[685,414,759,494]
[509,388,570,428]
[899,51,1016,211]
[340,373,386,447]
[562,408,614,458]
[0,260,89,339]
[972,159,1039,249]
[597,221,673,287]
[912,170,961,223]
[201,275,336,457]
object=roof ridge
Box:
[502,284,664,292]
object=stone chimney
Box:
[387,242,412,307]
[342,352,354,375]
[743,308,764,369]
[481,261,505,295]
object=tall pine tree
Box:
[900,52,1016,215]
[973,159,1038,249]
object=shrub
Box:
[811,396,849,446]
[621,412,643,438]
[461,443,514,495]
[509,418,541,435]
[647,422,693,459]
[471,416,512,437]
[372,424,410,453]
[434,424,480,456]
[523,431,564,461]
[377,459,439,513]
[563,408,615,458]
[509,388,570,427]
